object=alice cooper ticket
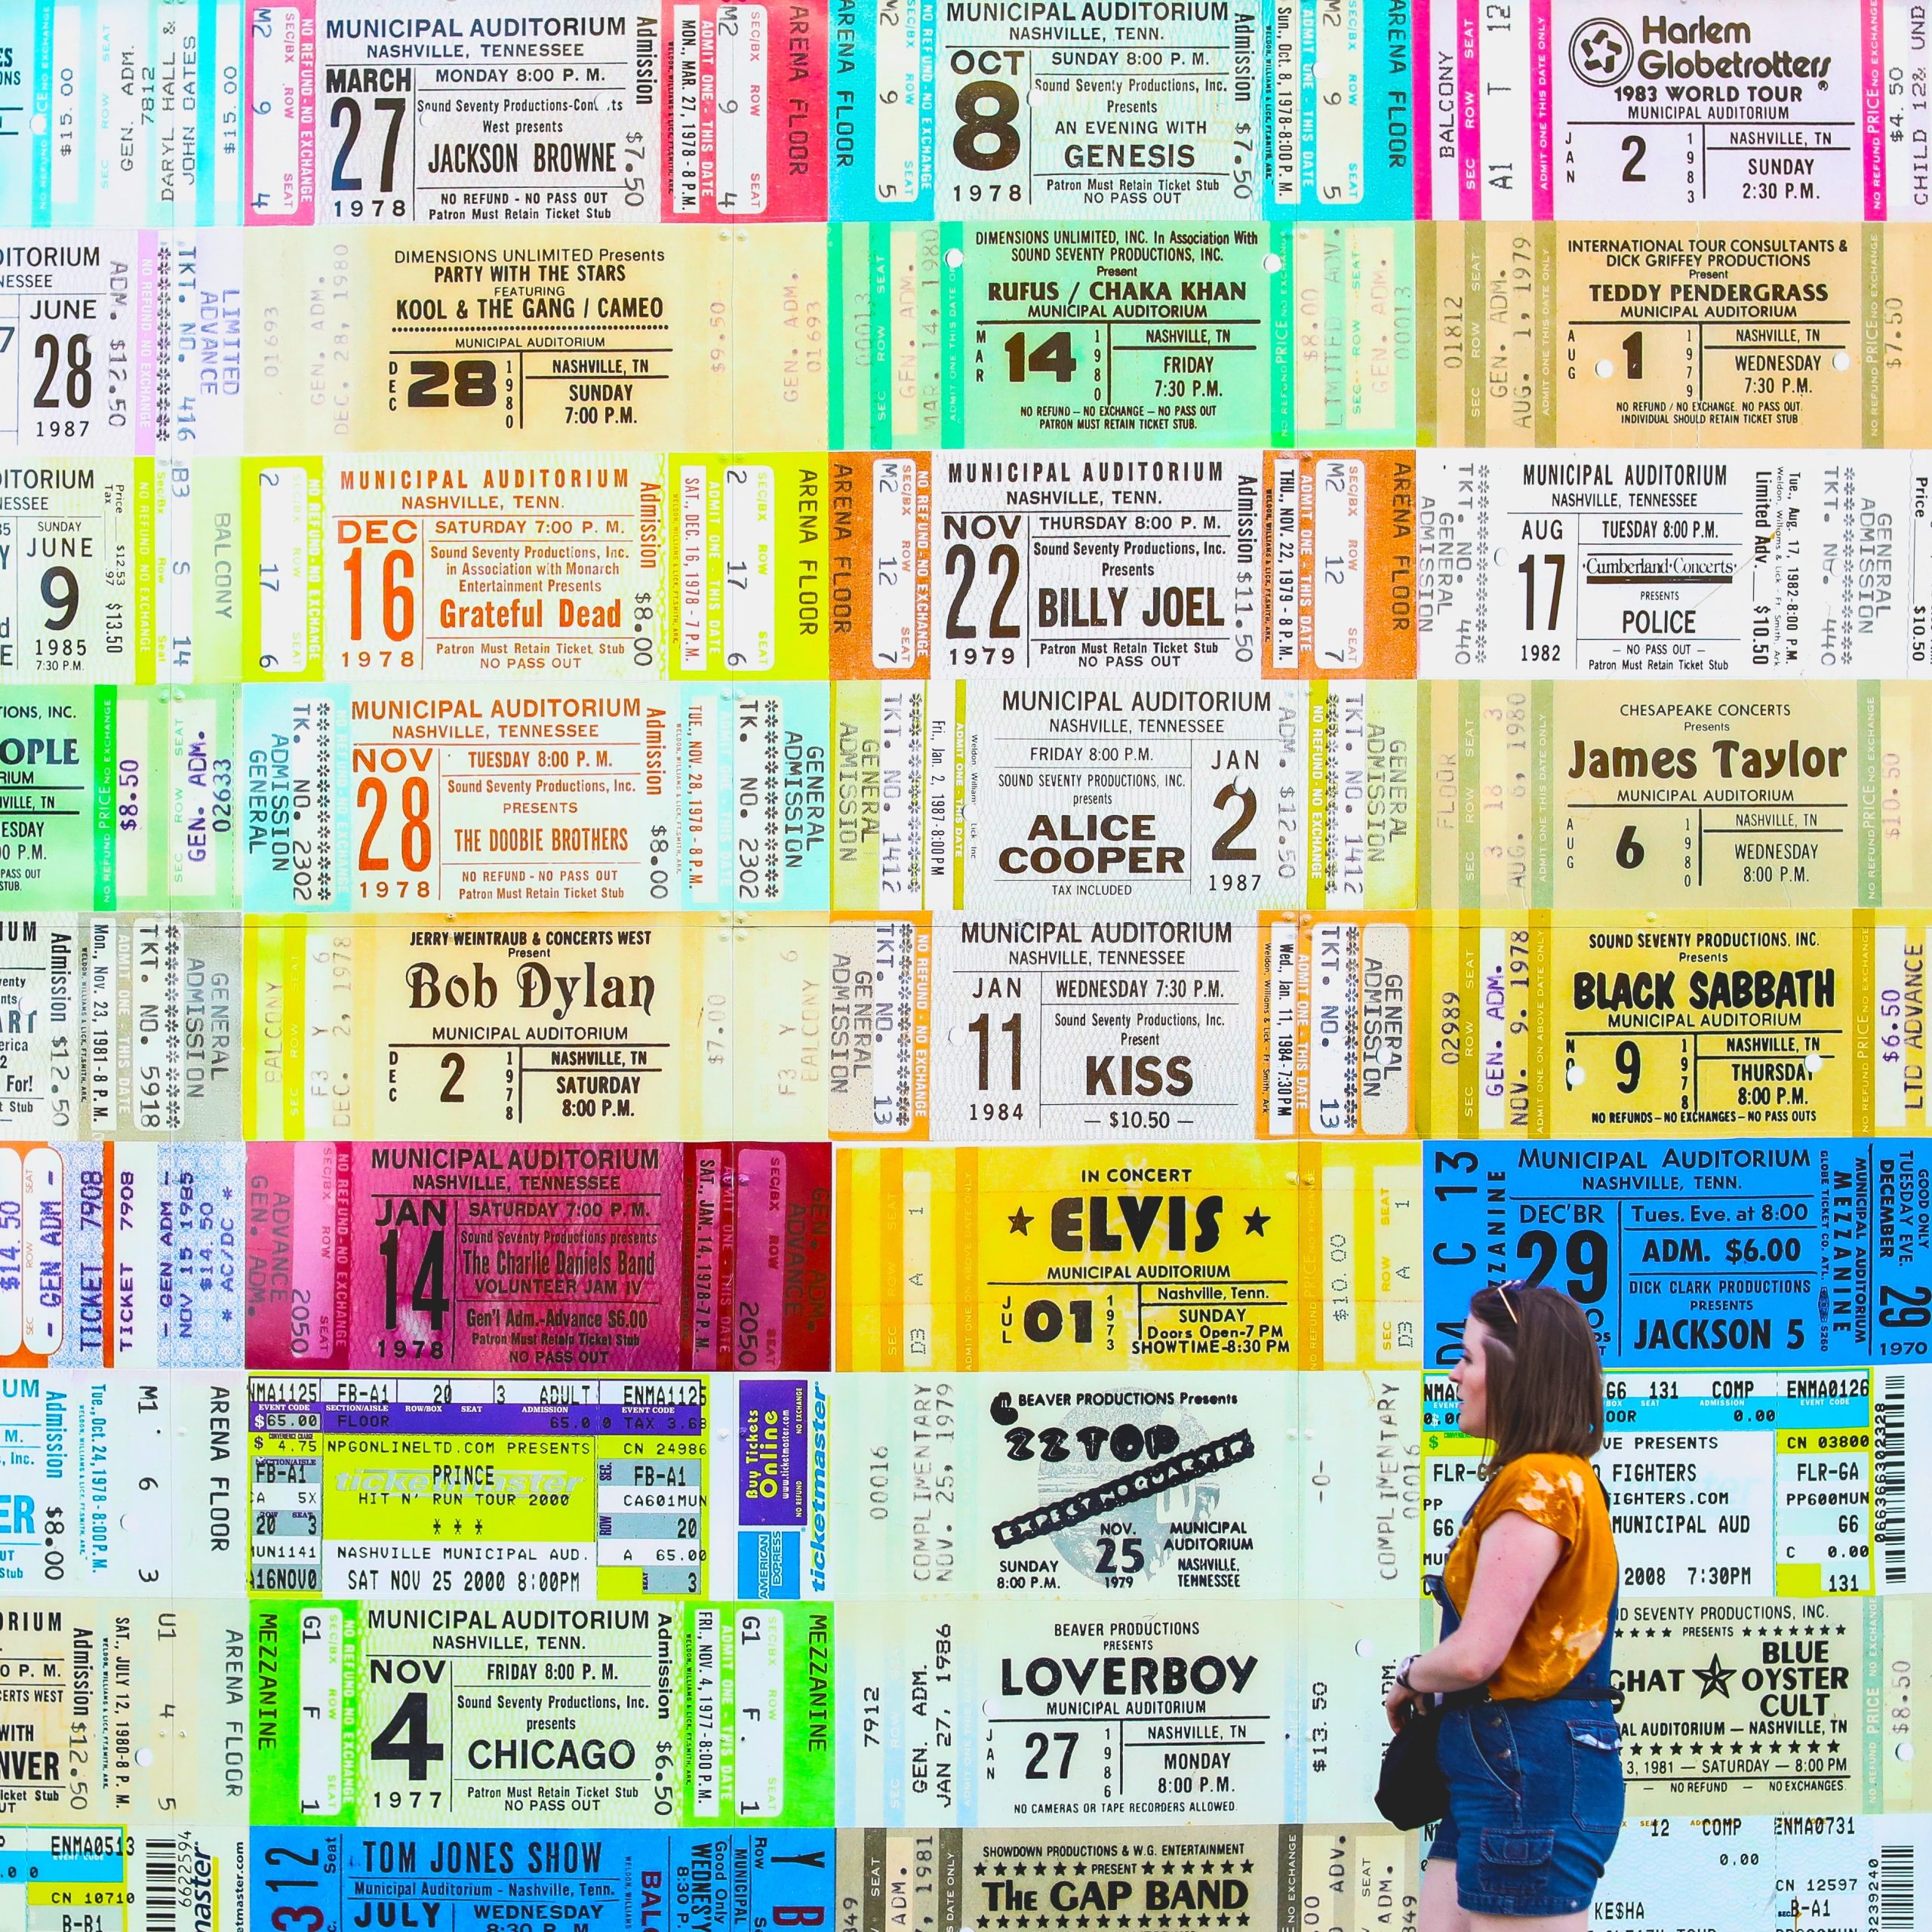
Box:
[249,1828,836,1932]
[1299,1595,1932,1822]
[247,1371,832,1602]
[248,1597,834,1827]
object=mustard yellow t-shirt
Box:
[1441,1454,1616,1701]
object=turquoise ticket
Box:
[832,220,1415,447]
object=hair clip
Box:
[1496,1284,1518,1326]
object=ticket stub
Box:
[906,911,1415,1143]
[243,1140,832,1374]
[0,917,245,1143]
[250,1598,834,1826]
[0,1598,245,1823]
[832,1370,1417,1599]
[273,6,828,226]
[936,222,1412,447]
[254,681,832,914]
[832,1825,1404,1932]
[831,0,1410,222]
[248,1372,832,1603]
[0,461,140,683]
[1418,0,1932,223]
[1419,680,1929,912]
[1300,1595,1931,1820]
[0,1371,242,1596]
[244,915,828,1145]
[253,1827,836,1932]
[245,226,827,453]
[0,1143,106,1367]
[1416,451,1932,680]
[1419,223,1932,448]
[1419,1139,1932,1369]
[833,222,1414,449]
[849,680,1419,916]
[1417,912,1860,1138]
[1426,1367,1892,1598]
[320,453,830,681]
[0,1826,244,1932]
[838,1595,1289,1826]
[835,1144,1421,1371]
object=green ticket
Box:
[250,1598,834,1828]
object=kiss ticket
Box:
[829,1370,1417,1599]
[1299,1595,1932,1820]
[250,1828,835,1932]
[0,1598,245,1823]
[254,4,829,226]
[247,1371,833,1602]
[835,1143,1420,1371]
[250,1597,834,1827]
[1417,222,1932,448]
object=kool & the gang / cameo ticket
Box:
[6,5,1932,1929]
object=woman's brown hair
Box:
[1466,1281,1604,1470]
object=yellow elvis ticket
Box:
[1419,224,1932,447]
[835,1143,1420,1372]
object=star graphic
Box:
[1693,1653,1737,1698]
[1244,1208,1269,1235]
[1009,1207,1035,1235]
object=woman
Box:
[1386,1281,1624,1931]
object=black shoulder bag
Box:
[1374,1472,1620,1830]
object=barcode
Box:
[1875,1373,1906,1588]
[143,1838,179,1932]
[1878,1844,1915,1930]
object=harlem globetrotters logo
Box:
[1570,17,1636,85]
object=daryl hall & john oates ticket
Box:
[11,5,1932,1930]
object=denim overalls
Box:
[1422,1517,1626,1915]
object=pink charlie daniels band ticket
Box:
[243,1141,832,1374]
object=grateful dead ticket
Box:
[249,1598,834,1827]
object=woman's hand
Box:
[1384,1679,1418,1731]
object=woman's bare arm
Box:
[1404,1512,1563,1694]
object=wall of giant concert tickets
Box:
[0,3,1927,1931]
